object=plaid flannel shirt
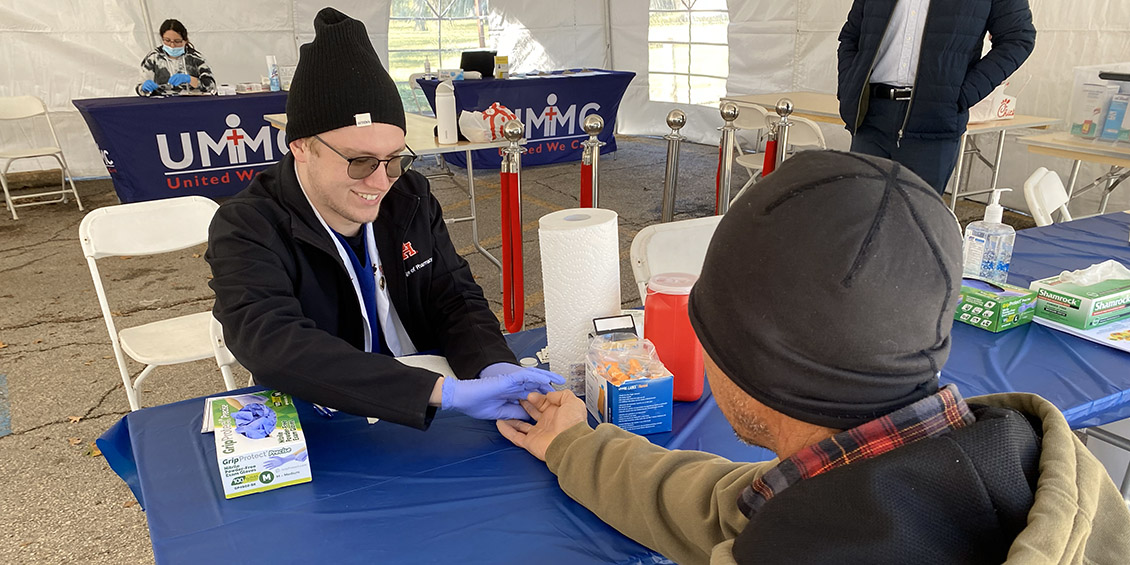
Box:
[738,384,974,517]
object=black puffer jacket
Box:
[837,0,1035,139]
[205,154,515,429]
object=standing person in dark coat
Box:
[205,8,562,430]
[837,0,1036,195]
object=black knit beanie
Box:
[286,7,405,144]
[688,150,963,429]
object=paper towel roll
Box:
[539,209,622,395]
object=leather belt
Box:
[869,83,913,101]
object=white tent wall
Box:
[0,1,151,178]
[488,0,608,72]
[2,0,1129,214]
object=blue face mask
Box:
[162,45,185,57]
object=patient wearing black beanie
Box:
[688,150,963,429]
[285,7,406,144]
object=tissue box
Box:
[955,278,1038,332]
[584,334,673,435]
[1030,275,1130,329]
[208,391,311,499]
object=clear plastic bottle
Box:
[962,188,1015,284]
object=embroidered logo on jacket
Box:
[402,242,418,260]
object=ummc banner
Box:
[418,70,634,169]
[74,92,288,203]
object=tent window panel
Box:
[648,42,690,75]
[691,44,729,81]
[648,0,729,106]
[650,73,691,105]
[690,75,728,106]
[689,11,728,45]
[388,0,490,109]
[648,11,690,43]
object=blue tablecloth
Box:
[942,212,1130,428]
[97,212,1130,563]
[73,93,288,203]
[417,70,635,169]
[97,330,771,564]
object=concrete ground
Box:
[0,137,1022,563]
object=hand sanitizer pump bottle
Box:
[962,188,1015,284]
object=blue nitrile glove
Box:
[233,402,277,439]
[478,362,525,379]
[141,80,159,93]
[263,448,308,470]
[441,368,565,420]
[168,73,192,87]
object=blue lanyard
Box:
[333,230,383,355]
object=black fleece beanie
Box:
[688,150,963,429]
[286,7,405,144]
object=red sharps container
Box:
[644,273,704,401]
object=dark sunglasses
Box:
[313,135,418,180]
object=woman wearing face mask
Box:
[135,19,216,97]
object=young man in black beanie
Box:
[206,7,562,430]
[499,151,1130,564]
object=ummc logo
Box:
[511,93,600,139]
[156,113,289,189]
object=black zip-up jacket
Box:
[205,154,516,429]
[837,0,1035,140]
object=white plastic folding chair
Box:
[0,95,83,220]
[80,196,232,411]
[407,73,432,116]
[210,315,242,389]
[1023,167,1073,227]
[732,104,771,195]
[781,116,828,154]
[629,215,723,305]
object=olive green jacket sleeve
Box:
[545,422,778,565]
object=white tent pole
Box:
[139,0,156,48]
[604,0,614,70]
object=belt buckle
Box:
[892,88,912,101]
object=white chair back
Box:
[0,95,47,120]
[733,104,769,132]
[630,215,723,304]
[784,116,827,149]
[80,196,218,259]
[408,73,429,114]
[1023,167,1073,227]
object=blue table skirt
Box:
[417,70,635,169]
[73,92,288,203]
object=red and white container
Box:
[643,273,704,401]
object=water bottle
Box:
[643,273,704,401]
[436,80,458,144]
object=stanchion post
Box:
[580,114,605,208]
[773,98,794,172]
[661,109,686,223]
[717,102,739,215]
[500,120,525,333]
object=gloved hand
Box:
[478,361,527,379]
[141,80,159,93]
[233,402,277,439]
[441,367,565,420]
[168,73,192,87]
[263,448,308,470]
